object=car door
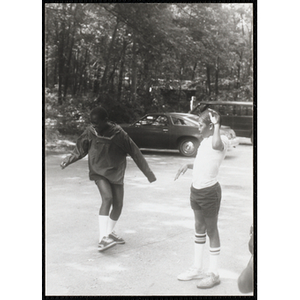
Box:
[231,104,253,137]
[131,114,170,149]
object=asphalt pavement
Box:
[45,138,253,296]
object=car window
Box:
[171,116,198,127]
[136,115,168,126]
[171,116,186,125]
[152,115,168,126]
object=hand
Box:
[208,109,220,125]
[60,157,69,169]
[148,174,157,183]
[174,165,188,181]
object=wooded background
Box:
[45,3,253,136]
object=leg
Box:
[193,209,207,234]
[196,215,221,288]
[177,209,208,281]
[204,214,220,248]
[197,184,222,288]
[110,184,124,221]
[95,178,114,245]
[193,209,207,270]
[106,184,126,244]
[95,177,113,215]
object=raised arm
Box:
[208,109,224,151]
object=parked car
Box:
[190,101,253,143]
[121,112,239,157]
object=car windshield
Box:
[171,115,199,127]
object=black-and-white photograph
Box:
[44,2,255,297]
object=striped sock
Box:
[195,232,207,244]
[208,247,221,275]
[194,233,206,269]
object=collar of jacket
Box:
[88,122,121,140]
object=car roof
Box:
[144,112,197,117]
[198,101,253,106]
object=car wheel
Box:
[178,138,199,157]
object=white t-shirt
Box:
[192,135,229,189]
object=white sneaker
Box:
[197,272,221,289]
[177,266,207,281]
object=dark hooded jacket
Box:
[64,122,156,184]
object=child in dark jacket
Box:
[61,106,156,251]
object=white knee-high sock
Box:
[99,215,109,242]
[194,233,206,269]
[107,217,117,236]
[208,247,220,275]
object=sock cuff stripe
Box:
[195,233,206,237]
[195,237,206,244]
[209,247,221,255]
[195,240,206,244]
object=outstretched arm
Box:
[118,131,156,183]
[209,109,224,151]
[174,164,193,181]
[60,131,89,169]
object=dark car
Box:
[190,101,253,142]
[121,112,238,157]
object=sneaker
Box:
[197,272,221,289]
[98,236,117,252]
[177,267,207,281]
[108,231,125,244]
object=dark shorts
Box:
[190,182,222,217]
[94,175,123,186]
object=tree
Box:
[45,3,253,127]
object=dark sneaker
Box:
[197,272,221,289]
[108,231,125,244]
[98,236,117,252]
[177,267,207,281]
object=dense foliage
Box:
[45,3,253,136]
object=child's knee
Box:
[101,196,113,207]
[206,226,218,238]
[195,220,206,233]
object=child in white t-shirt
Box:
[175,109,229,289]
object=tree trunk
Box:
[117,39,127,102]
[143,57,152,108]
[101,21,119,89]
[45,12,49,88]
[72,48,79,96]
[206,64,211,96]
[192,62,197,80]
[93,65,100,94]
[79,49,88,95]
[57,21,65,105]
[215,57,219,96]
[63,4,78,99]
[131,32,137,103]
